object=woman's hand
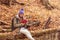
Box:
[21,23,25,26]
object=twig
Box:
[43,17,51,29]
[0,20,8,25]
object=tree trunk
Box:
[0,0,20,6]
[0,0,10,6]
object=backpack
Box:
[11,17,18,32]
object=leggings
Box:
[19,27,35,40]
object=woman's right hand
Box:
[21,23,25,26]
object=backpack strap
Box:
[11,17,14,31]
[11,17,19,32]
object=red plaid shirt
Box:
[20,19,27,24]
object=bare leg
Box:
[20,27,35,40]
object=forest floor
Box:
[0,0,60,40]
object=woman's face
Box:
[19,13,24,17]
